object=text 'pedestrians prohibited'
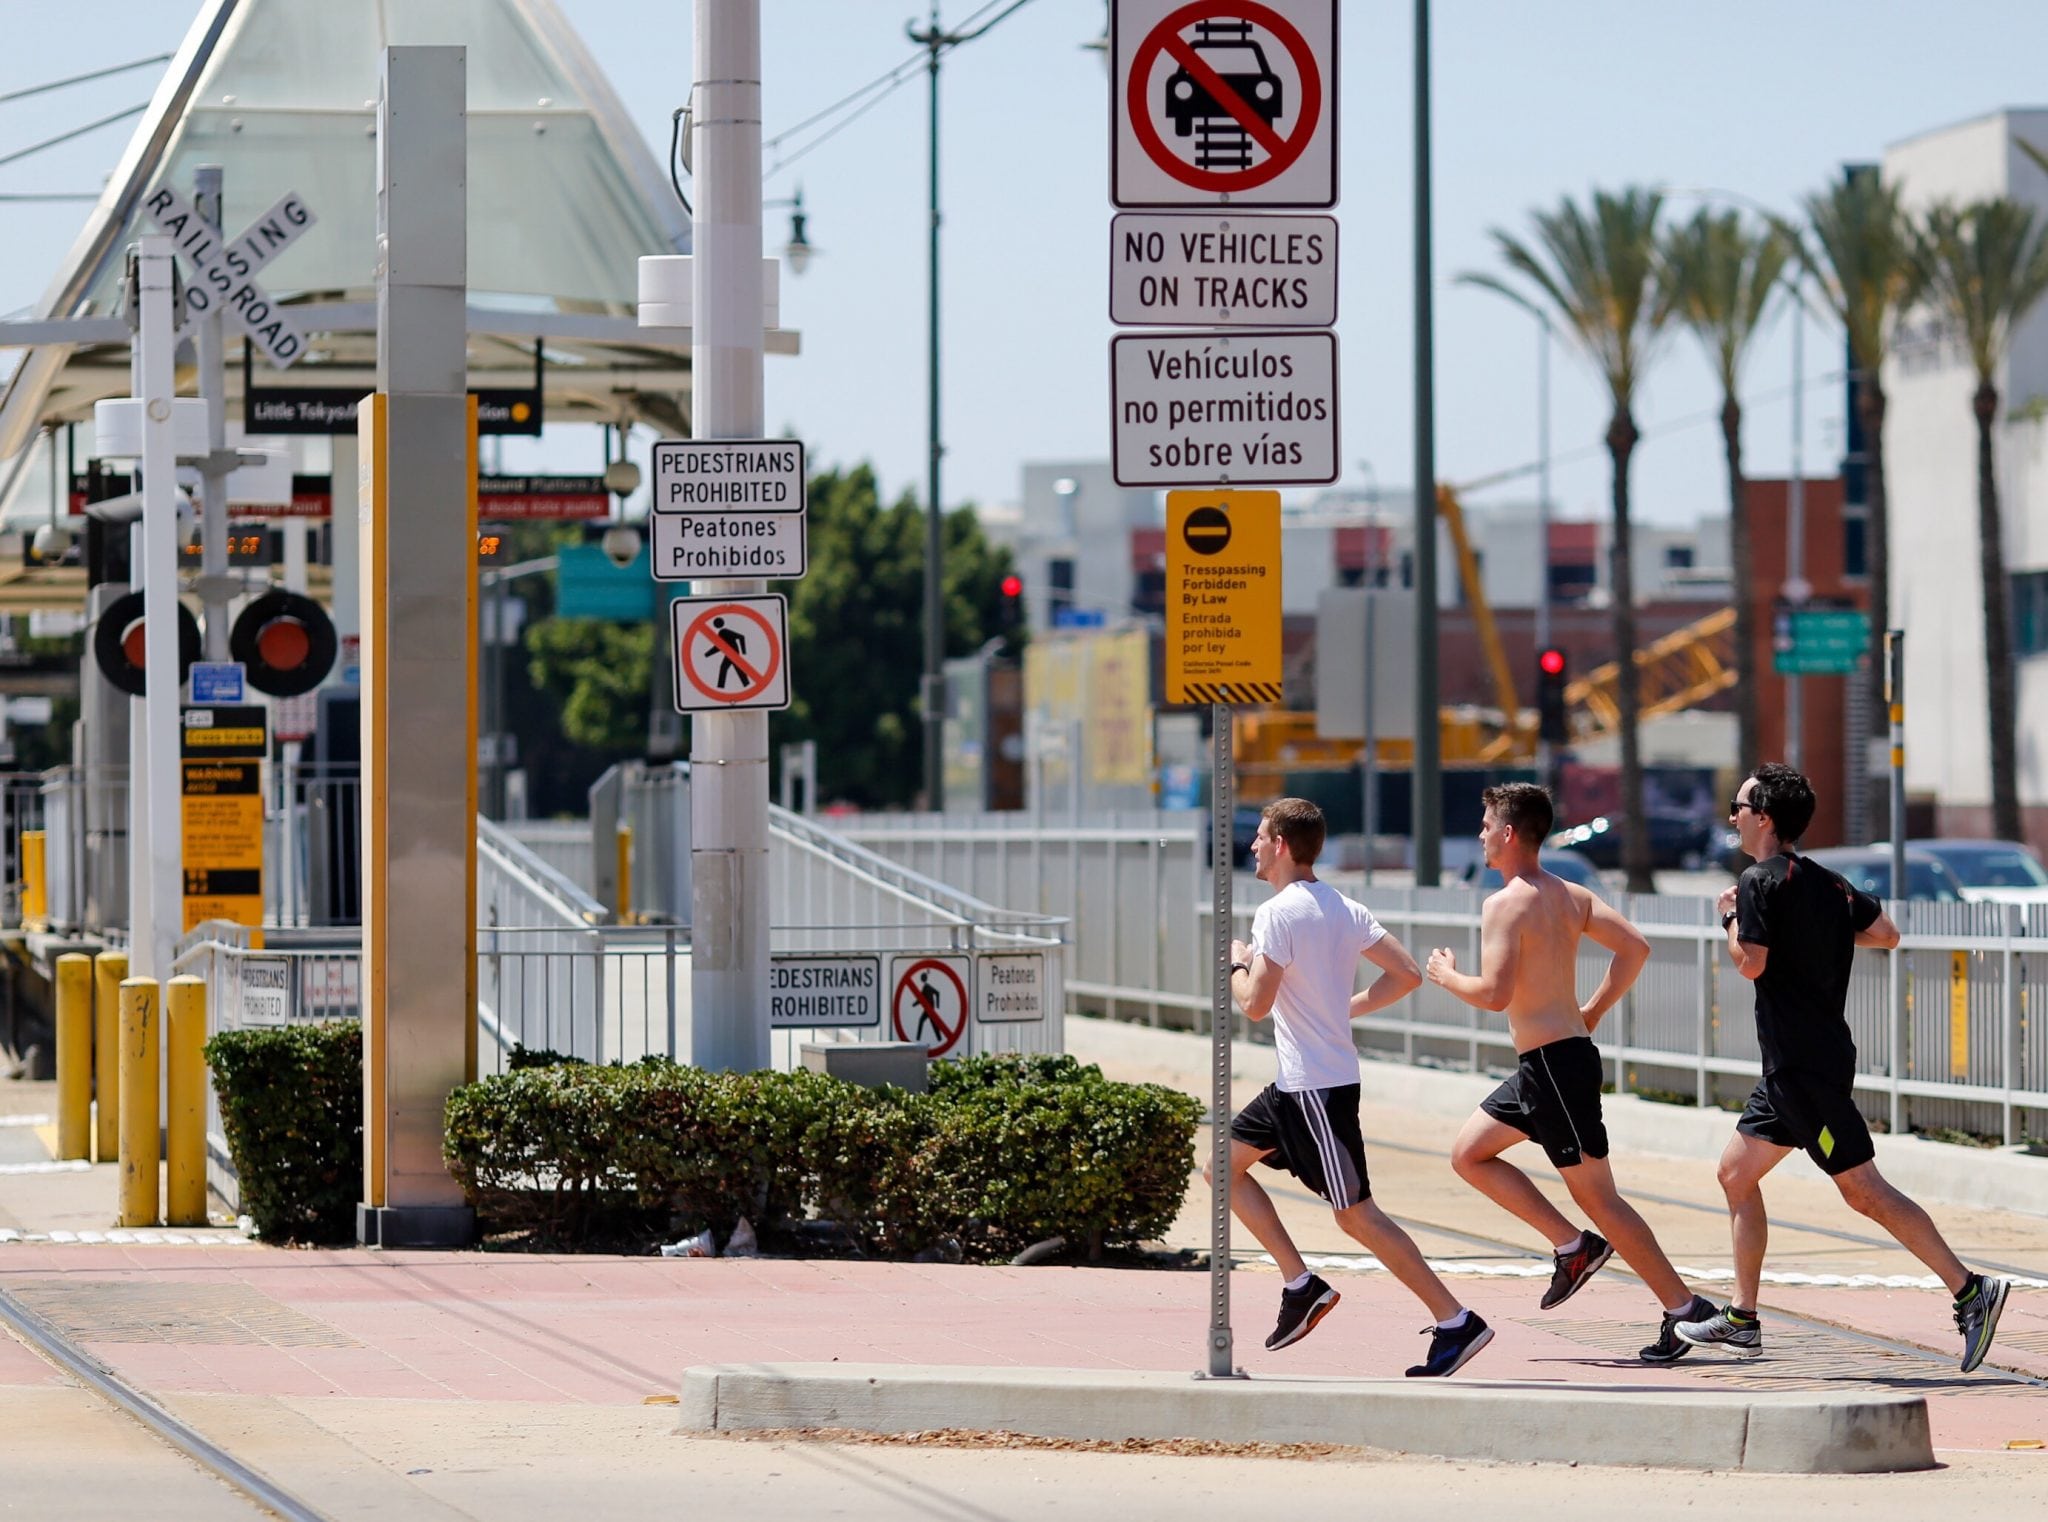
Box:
[650,439,807,581]
[670,593,790,714]
[1111,212,1336,326]
[769,953,882,1029]
[1166,489,1281,704]
[1112,329,1337,486]
[145,185,316,368]
[978,954,1047,1024]
[890,954,971,1059]
[1113,0,1337,209]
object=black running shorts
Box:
[1736,1071,1876,1177]
[1479,1035,1611,1169]
[1231,1082,1370,1209]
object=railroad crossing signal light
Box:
[998,573,1026,641]
[1000,573,1024,599]
[1536,646,1569,745]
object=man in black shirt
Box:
[1676,764,2009,1373]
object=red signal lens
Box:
[1001,574,1023,598]
[1539,648,1565,676]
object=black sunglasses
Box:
[1728,797,1760,816]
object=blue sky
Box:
[7,1,2048,527]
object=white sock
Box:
[1554,1232,1584,1257]
[1284,1271,1313,1293]
[1666,1297,1699,1317]
[1435,1308,1470,1331]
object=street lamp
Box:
[766,187,816,276]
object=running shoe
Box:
[1404,1312,1494,1377]
[1539,1229,1615,1310]
[1640,1293,1717,1363]
[1674,1303,1764,1358]
[1266,1274,1340,1351]
[1955,1275,2010,1374]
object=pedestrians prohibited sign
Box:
[890,953,972,1059]
[978,954,1047,1025]
[769,953,882,1029]
[1112,0,1337,209]
[671,593,791,713]
[650,439,807,581]
[1111,212,1337,326]
[1165,489,1282,704]
[1111,329,1337,486]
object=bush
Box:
[205,1021,363,1245]
[444,1053,1201,1258]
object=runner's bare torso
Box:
[1487,872,1603,1052]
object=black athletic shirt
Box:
[1734,852,1882,1079]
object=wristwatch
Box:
[1721,910,1738,930]
[1229,961,1251,975]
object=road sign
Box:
[769,953,883,1029]
[238,957,293,1026]
[650,440,807,581]
[1165,489,1282,704]
[977,953,1047,1024]
[1111,329,1337,486]
[144,185,315,368]
[1774,605,1869,675]
[889,953,972,1058]
[1111,212,1336,326]
[1112,0,1338,210]
[188,661,245,704]
[1314,588,1416,740]
[671,593,791,713]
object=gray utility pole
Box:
[1412,0,1441,884]
[1785,289,1807,771]
[1535,313,1553,788]
[193,165,234,660]
[134,236,181,982]
[1886,629,1905,888]
[689,0,772,1072]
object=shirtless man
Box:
[1426,783,1715,1362]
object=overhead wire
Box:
[0,103,149,171]
[0,54,170,107]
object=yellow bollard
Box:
[617,822,633,924]
[54,954,92,1160]
[20,829,45,927]
[117,977,159,1228]
[93,950,128,1164]
[165,976,207,1228]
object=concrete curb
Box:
[678,1363,1935,1475]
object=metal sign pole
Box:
[1363,593,1377,886]
[193,165,232,663]
[1205,697,1237,1379]
[1886,629,1905,887]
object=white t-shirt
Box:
[1251,878,1386,1092]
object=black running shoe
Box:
[1539,1229,1615,1310]
[1955,1275,2010,1374]
[1404,1312,1494,1377]
[1640,1293,1717,1364]
[1266,1274,1340,1351]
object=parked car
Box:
[1464,848,1606,898]
[1547,812,1717,871]
[1890,838,2048,906]
[1801,846,1967,903]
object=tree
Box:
[772,464,1017,809]
[1466,187,1672,892]
[1659,208,1794,778]
[1915,196,2048,842]
[1798,170,1928,836]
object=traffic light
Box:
[1536,646,1569,745]
[998,572,1026,641]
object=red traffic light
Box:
[1538,647,1566,676]
[1000,574,1024,598]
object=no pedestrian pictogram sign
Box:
[890,954,972,1060]
[670,593,791,714]
[1112,0,1337,210]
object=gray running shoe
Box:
[1640,1293,1717,1363]
[1674,1304,1763,1358]
[1955,1275,2010,1374]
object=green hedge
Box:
[204,1021,363,1244]
[443,1052,1201,1258]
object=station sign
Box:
[670,592,791,714]
[1110,212,1336,326]
[1164,489,1282,705]
[768,954,883,1029]
[1111,0,1338,210]
[1110,329,1337,487]
[650,439,807,581]
[145,186,316,368]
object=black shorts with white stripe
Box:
[1231,1082,1371,1209]
[1479,1034,1610,1169]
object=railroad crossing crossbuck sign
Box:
[670,593,791,714]
[144,185,317,368]
[1112,0,1337,210]
[890,953,972,1060]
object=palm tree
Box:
[1659,209,1795,778]
[1916,197,2048,843]
[1466,188,1671,893]
[1798,170,1927,837]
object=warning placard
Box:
[977,954,1047,1024]
[1111,329,1337,487]
[1112,0,1338,210]
[889,953,972,1059]
[670,593,791,714]
[769,954,882,1029]
[1110,212,1337,326]
[649,439,808,582]
[180,704,268,931]
[1165,489,1282,705]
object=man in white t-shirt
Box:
[1208,797,1493,1377]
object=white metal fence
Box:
[840,810,2048,1145]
